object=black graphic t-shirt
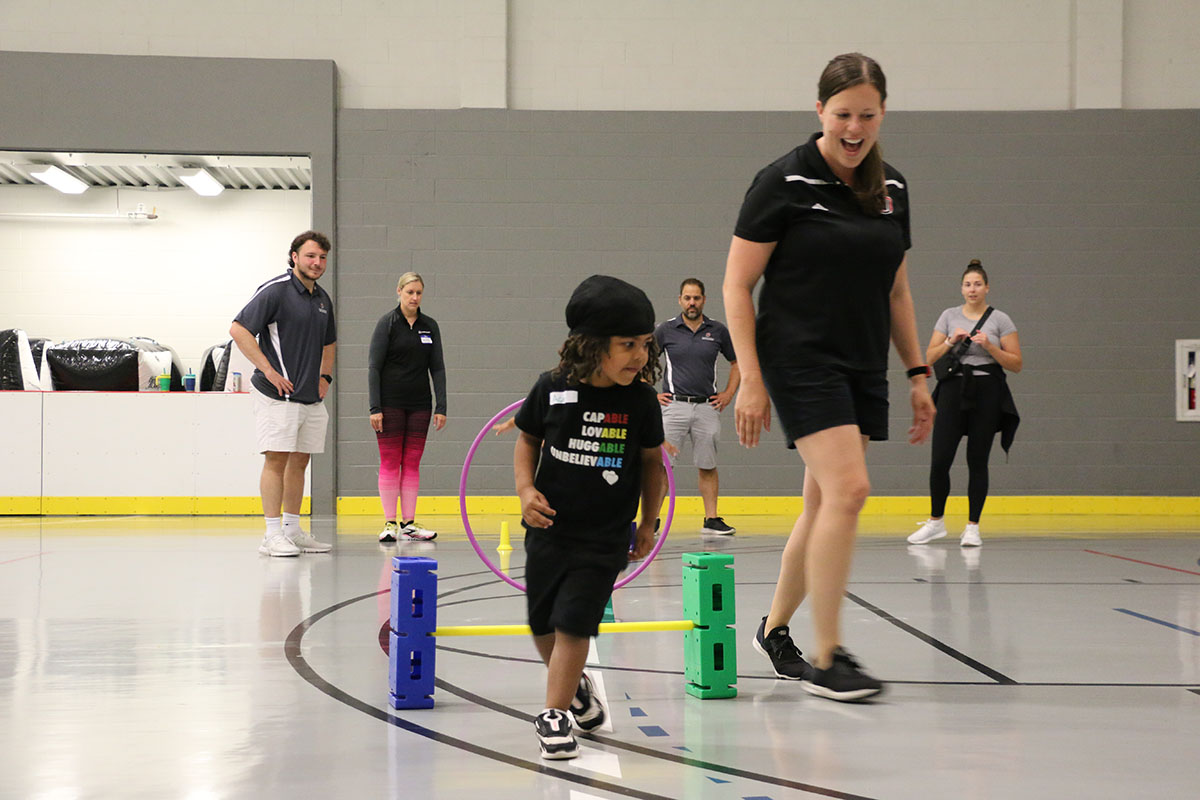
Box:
[515,371,665,550]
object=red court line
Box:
[0,552,48,566]
[1084,549,1200,577]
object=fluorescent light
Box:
[30,165,88,194]
[179,168,224,197]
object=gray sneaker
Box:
[286,528,332,553]
[258,532,300,557]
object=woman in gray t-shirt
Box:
[908,259,1023,548]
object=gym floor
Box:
[1,513,1198,799]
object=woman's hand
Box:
[908,383,936,444]
[734,375,771,448]
[970,331,990,349]
[369,412,383,433]
[432,414,447,431]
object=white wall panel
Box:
[0,392,43,495]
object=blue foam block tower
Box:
[389,556,437,709]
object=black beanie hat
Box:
[565,275,656,337]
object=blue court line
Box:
[638,725,669,737]
[629,706,647,717]
[1114,608,1200,636]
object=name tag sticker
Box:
[420,335,433,344]
[549,390,578,406]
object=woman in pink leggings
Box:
[368,272,447,542]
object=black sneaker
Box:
[569,672,606,732]
[801,647,884,702]
[534,709,578,759]
[701,516,735,535]
[751,616,814,680]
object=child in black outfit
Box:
[513,274,668,760]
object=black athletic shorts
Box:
[762,363,889,448]
[524,530,628,637]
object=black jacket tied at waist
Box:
[932,362,1020,454]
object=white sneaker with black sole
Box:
[569,672,607,732]
[400,521,437,541]
[907,518,947,544]
[379,521,399,543]
[534,709,578,759]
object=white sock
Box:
[264,516,283,536]
[282,512,301,532]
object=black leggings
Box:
[930,375,1003,522]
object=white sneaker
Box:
[401,522,437,541]
[379,521,400,543]
[259,532,300,557]
[286,529,332,553]
[960,523,982,547]
[907,518,947,544]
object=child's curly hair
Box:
[552,333,662,387]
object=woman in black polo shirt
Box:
[369,272,447,542]
[722,53,935,702]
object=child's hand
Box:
[628,520,656,561]
[491,418,516,435]
[519,487,555,528]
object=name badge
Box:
[420,335,433,344]
[549,390,578,406]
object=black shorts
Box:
[524,531,627,638]
[762,364,889,448]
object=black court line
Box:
[285,589,677,800]
[295,577,877,800]
[845,591,1018,685]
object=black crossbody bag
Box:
[932,306,993,381]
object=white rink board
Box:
[34,392,309,497]
[0,392,44,495]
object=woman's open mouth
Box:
[842,138,863,157]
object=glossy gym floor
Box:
[1,513,1198,799]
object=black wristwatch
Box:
[321,373,333,384]
[906,365,931,379]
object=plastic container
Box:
[156,373,171,392]
[184,369,196,392]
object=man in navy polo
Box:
[231,230,337,557]
[654,278,739,534]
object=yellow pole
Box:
[434,620,694,637]
[497,520,513,553]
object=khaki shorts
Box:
[253,389,329,454]
[661,399,720,470]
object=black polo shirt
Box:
[367,307,447,414]
[234,271,336,404]
[734,132,911,372]
[653,315,736,396]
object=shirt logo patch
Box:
[601,469,618,485]
[881,196,894,215]
[812,203,829,212]
[549,390,579,405]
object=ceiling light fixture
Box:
[179,167,225,197]
[30,165,88,194]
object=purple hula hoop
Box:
[459,399,676,593]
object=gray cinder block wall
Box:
[335,108,1200,500]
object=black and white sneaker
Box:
[534,709,578,760]
[701,517,735,535]
[751,616,814,680]
[801,647,884,702]
[569,672,607,732]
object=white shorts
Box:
[661,400,720,470]
[253,389,329,454]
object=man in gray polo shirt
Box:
[231,230,337,557]
[654,278,740,534]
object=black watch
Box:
[321,373,333,384]
[906,365,931,379]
